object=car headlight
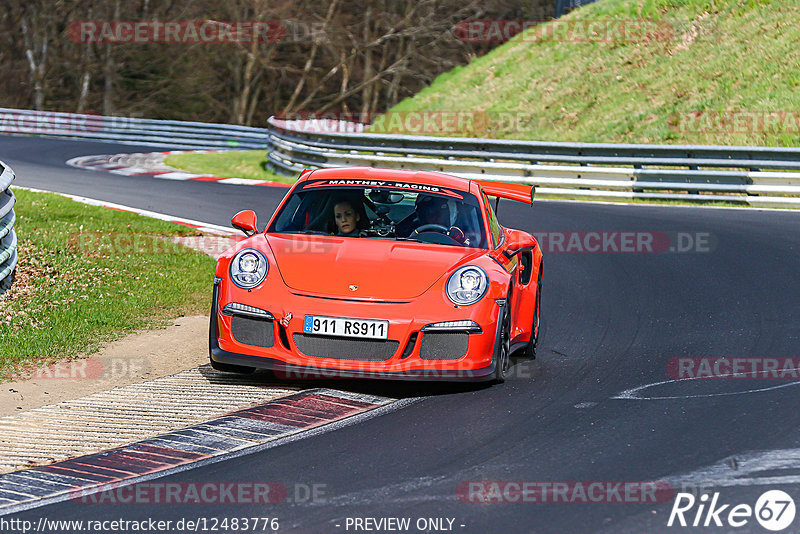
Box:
[230,249,268,289]
[446,265,488,305]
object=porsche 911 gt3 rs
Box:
[209,167,542,383]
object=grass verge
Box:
[164,150,295,184]
[0,189,216,381]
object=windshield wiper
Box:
[281,230,330,236]
[394,237,434,244]
[394,236,461,247]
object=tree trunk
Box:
[359,7,373,117]
[234,38,259,125]
[77,72,90,113]
[21,15,47,110]
[283,0,339,113]
[102,0,121,116]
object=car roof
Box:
[299,167,474,193]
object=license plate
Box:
[303,315,389,340]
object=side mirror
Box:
[231,210,258,236]
[503,232,537,259]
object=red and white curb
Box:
[66,151,289,188]
[0,388,400,514]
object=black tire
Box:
[524,264,542,359]
[492,299,511,384]
[210,358,256,374]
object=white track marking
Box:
[612,374,800,401]
[154,171,207,180]
[108,167,155,176]
[14,186,235,235]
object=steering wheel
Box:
[411,224,467,245]
[410,224,450,237]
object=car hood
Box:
[265,234,483,300]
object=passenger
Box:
[332,199,362,235]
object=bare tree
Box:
[19,7,52,110]
[0,0,551,125]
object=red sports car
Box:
[209,167,542,383]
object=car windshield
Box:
[268,179,487,248]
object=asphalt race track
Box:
[4,135,800,533]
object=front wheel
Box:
[492,299,511,384]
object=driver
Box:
[396,193,461,240]
[415,195,451,228]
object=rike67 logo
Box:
[668,490,796,531]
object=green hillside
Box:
[374,0,800,146]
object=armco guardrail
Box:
[0,108,270,150]
[266,117,800,208]
[2,108,799,207]
[0,160,17,297]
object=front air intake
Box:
[232,315,275,347]
[292,334,398,361]
[419,332,468,361]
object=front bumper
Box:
[208,280,503,382]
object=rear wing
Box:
[475,180,535,205]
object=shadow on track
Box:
[197,348,540,399]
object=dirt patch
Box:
[0,315,209,417]
[668,12,711,55]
